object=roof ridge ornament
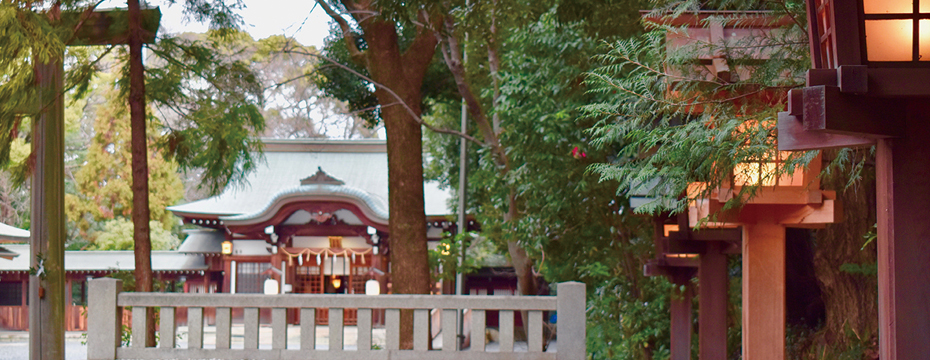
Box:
[300,167,345,186]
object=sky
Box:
[100,0,334,48]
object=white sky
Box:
[101,0,334,48]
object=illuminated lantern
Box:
[221,241,233,255]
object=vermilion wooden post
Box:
[742,222,786,360]
[875,101,930,359]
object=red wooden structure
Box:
[780,1,930,358]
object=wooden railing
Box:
[86,279,585,360]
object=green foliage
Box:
[89,218,179,251]
[66,76,184,240]
[428,232,492,282]
[144,34,265,195]
[584,0,816,215]
[426,8,675,358]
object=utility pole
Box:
[455,26,469,350]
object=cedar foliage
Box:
[585,0,878,357]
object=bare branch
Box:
[282,48,486,146]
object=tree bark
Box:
[127,0,156,347]
[336,3,438,348]
[812,152,878,355]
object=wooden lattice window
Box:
[295,265,322,294]
[236,262,271,294]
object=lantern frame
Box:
[810,0,930,69]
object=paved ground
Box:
[0,326,551,359]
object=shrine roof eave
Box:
[0,223,30,243]
[220,184,389,227]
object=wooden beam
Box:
[30,55,66,360]
[64,8,161,46]
[669,228,742,242]
[802,85,905,137]
[776,199,842,225]
[876,101,930,359]
[777,112,873,151]
[670,272,693,360]
[866,68,930,97]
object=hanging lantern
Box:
[221,241,233,255]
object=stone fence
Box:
[86,279,585,359]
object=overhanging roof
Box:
[221,184,390,225]
[0,246,18,260]
[168,139,452,219]
[0,223,29,243]
[0,245,207,272]
[177,230,225,253]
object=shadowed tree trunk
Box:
[812,152,879,356]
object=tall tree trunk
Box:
[811,153,878,355]
[360,15,436,349]
[127,0,155,347]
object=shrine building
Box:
[166,139,456,324]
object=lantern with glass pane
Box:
[812,0,930,65]
[803,0,930,95]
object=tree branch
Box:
[401,8,441,81]
[283,48,485,146]
[316,0,366,66]
[487,0,502,135]
[435,16,505,163]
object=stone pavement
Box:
[0,325,552,359]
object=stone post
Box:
[87,279,122,360]
[556,281,586,359]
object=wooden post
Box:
[699,242,728,360]
[30,54,66,360]
[742,222,785,360]
[24,8,161,358]
[670,272,693,360]
[876,100,930,359]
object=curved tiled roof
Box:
[221,183,389,224]
[167,139,452,219]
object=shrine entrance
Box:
[285,237,375,326]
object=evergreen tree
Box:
[65,76,183,246]
[585,0,878,356]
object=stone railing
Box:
[86,279,585,359]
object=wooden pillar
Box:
[742,222,785,360]
[699,242,728,360]
[876,100,930,359]
[670,271,693,360]
[30,55,66,360]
